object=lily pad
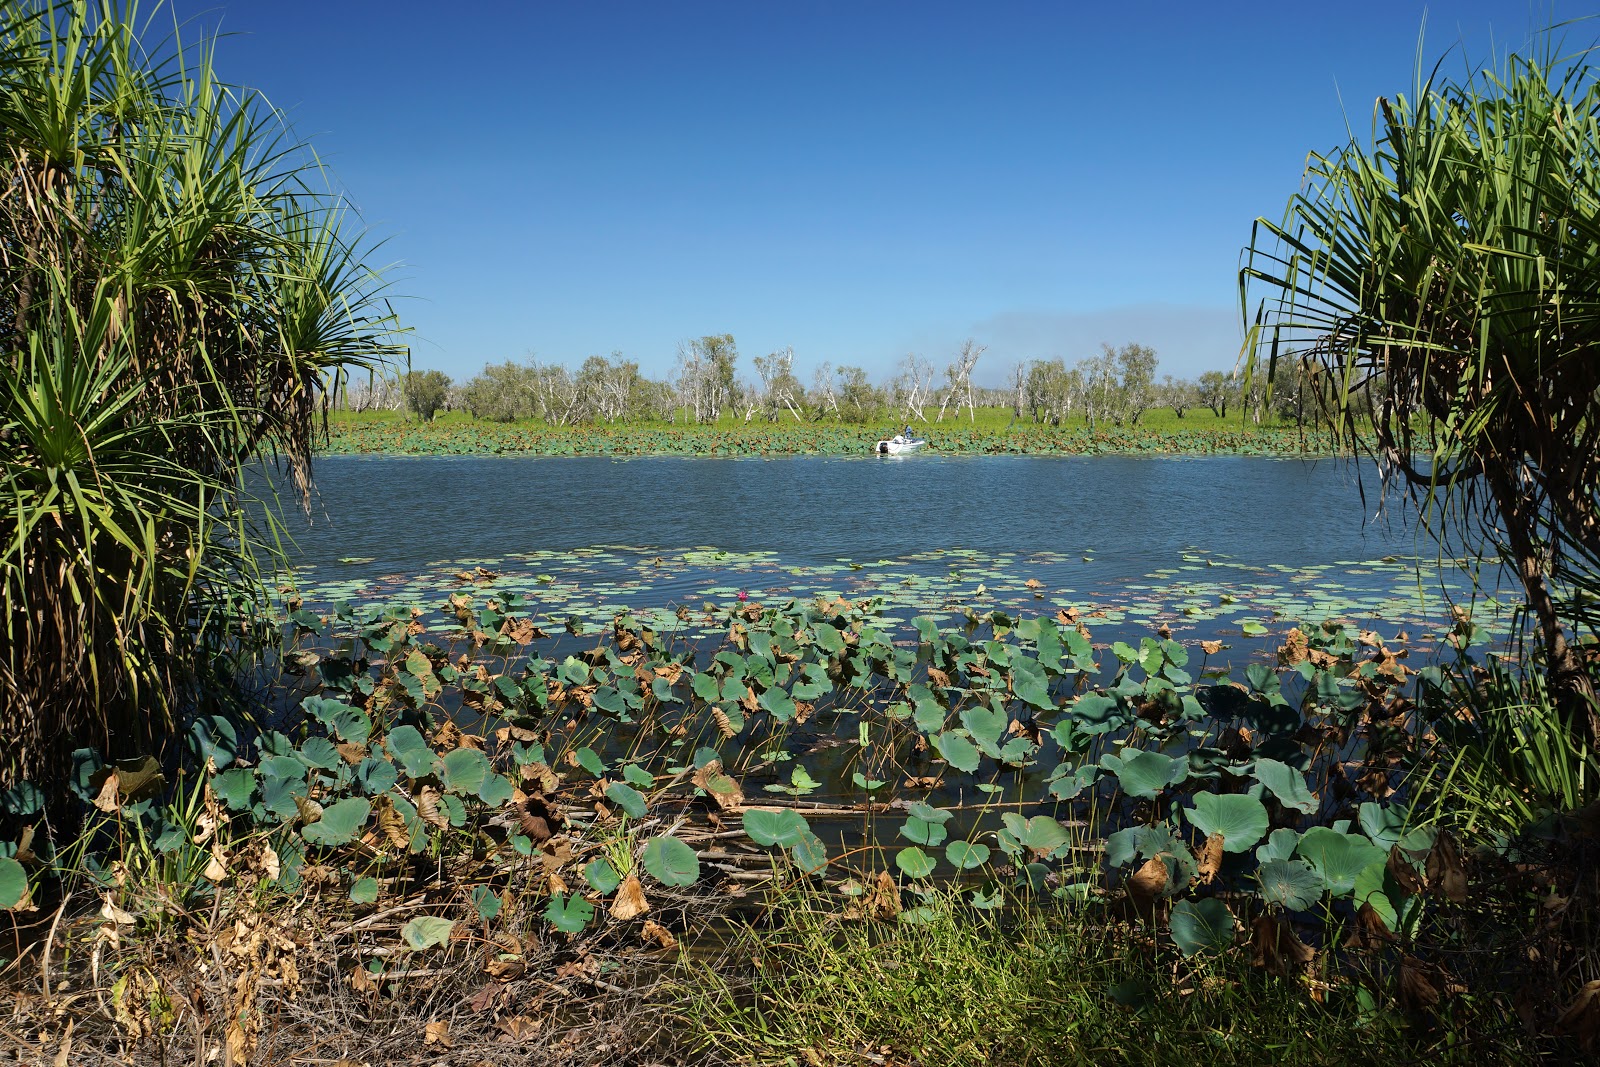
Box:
[1170,898,1236,956]
[641,835,700,886]
[1184,793,1269,853]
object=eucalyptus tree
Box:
[1078,350,1118,428]
[1110,342,1159,425]
[0,1,403,798]
[748,346,805,422]
[834,365,882,423]
[576,352,640,422]
[461,360,537,421]
[1159,375,1199,418]
[1024,357,1080,425]
[1241,37,1600,736]
[341,369,406,413]
[673,334,738,423]
[809,360,840,419]
[1197,370,1234,417]
[895,352,935,422]
[935,339,984,422]
[403,369,450,421]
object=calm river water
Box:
[283,454,1416,576]
[270,454,1502,646]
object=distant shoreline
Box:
[319,418,1348,458]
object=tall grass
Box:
[675,884,1531,1067]
[0,1,402,804]
[1414,655,1600,839]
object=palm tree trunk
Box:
[1485,464,1600,746]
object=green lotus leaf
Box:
[401,915,455,950]
[790,831,828,874]
[385,726,435,778]
[211,767,256,811]
[302,797,371,847]
[478,772,514,807]
[0,782,43,819]
[1069,694,1123,735]
[945,841,991,870]
[904,801,952,823]
[963,700,1008,745]
[188,716,239,770]
[260,775,306,821]
[584,857,621,895]
[1255,827,1300,864]
[937,732,980,773]
[1357,802,1409,848]
[472,884,502,922]
[1257,858,1324,910]
[895,846,936,879]
[1296,827,1387,898]
[1049,762,1099,800]
[1184,793,1268,853]
[1170,898,1236,956]
[912,698,946,734]
[546,892,595,932]
[760,687,797,722]
[899,816,948,847]
[1253,758,1319,814]
[0,857,28,909]
[743,808,809,848]
[349,876,379,905]
[329,703,372,744]
[576,748,606,777]
[604,781,648,818]
[439,747,491,795]
[642,835,700,886]
[1000,813,1073,858]
[1103,748,1185,799]
[259,754,307,784]
[691,672,720,702]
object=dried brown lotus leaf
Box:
[640,919,677,950]
[1194,833,1224,886]
[373,795,411,850]
[610,874,649,921]
[1250,913,1315,976]
[1127,856,1168,908]
[417,786,450,830]
[691,760,744,811]
[1426,833,1468,903]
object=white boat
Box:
[874,432,927,455]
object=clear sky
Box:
[168,1,1569,384]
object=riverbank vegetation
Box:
[1,5,1598,1066]
[347,338,1354,438]
[321,406,1342,457]
[0,0,401,806]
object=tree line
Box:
[347,339,1358,427]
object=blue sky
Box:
[170,1,1567,384]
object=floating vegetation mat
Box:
[290,544,1514,652]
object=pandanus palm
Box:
[0,1,404,802]
[1240,35,1600,742]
